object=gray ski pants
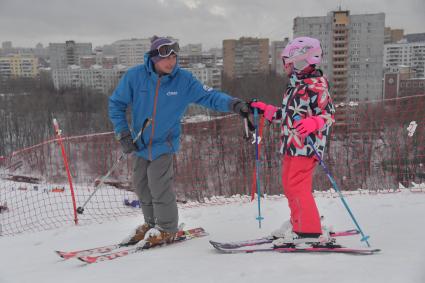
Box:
[132,154,178,233]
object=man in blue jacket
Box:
[109,36,249,248]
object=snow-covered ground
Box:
[0,191,424,283]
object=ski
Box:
[210,242,380,255]
[56,244,122,260]
[56,227,205,260]
[77,227,207,264]
[210,229,360,249]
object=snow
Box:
[0,191,425,283]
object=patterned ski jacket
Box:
[273,68,335,158]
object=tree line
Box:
[0,72,287,156]
[0,77,111,156]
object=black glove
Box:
[118,130,138,154]
[231,99,250,118]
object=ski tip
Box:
[77,256,96,264]
[55,250,73,259]
[55,250,65,258]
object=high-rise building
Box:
[111,38,151,66]
[0,54,39,78]
[271,38,289,76]
[34,43,49,59]
[112,37,178,67]
[80,56,97,69]
[404,33,425,43]
[185,63,222,89]
[384,27,404,44]
[179,53,217,69]
[223,37,269,79]
[101,56,118,69]
[2,41,12,49]
[49,41,92,69]
[181,43,202,55]
[52,64,127,94]
[208,48,222,59]
[1,41,13,56]
[384,41,425,78]
[294,10,385,104]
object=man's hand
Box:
[232,99,250,118]
[118,130,138,154]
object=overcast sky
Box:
[0,0,424,49]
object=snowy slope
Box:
[0,191,424,283]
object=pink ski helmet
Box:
[281,37,322,71]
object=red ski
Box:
[56,244,121,259]
[78,227,208,264]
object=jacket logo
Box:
[203,85,213,92]
[166,91,178,96]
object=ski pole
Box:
[243,116,255,141]
[294,115,371,247]
[250,115,265,201]
[253,108,264,228]
[76,126,145,214]
[243,117,250,140]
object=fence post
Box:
[52,118,78,225]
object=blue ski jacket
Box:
[109,53,236,161]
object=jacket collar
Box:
[289,66,325,87]
[295,65,323,80]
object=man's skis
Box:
[76,227,207,264]
[56,244,122,260]
[56,227,206,261]
[210,229,360,249]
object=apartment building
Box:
[223,37,269,79]
[111,37,178,67]
[49,41,92,69]
[384,41,425,78]
[271,38,289,76]
[185,63,222,89]
[384,27,404,44]
[294,10,385,104]
[111,38,150,66]
[0,54,39,78]
[52,64,127,94]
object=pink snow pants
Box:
[282,155,322,234]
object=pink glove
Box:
[293,116,325,138]
[250,101,278,122]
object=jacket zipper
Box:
[148,78,161,160]
[280,87,297,154]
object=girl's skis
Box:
[209,229,360,249]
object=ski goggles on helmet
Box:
[149,42,180,58]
